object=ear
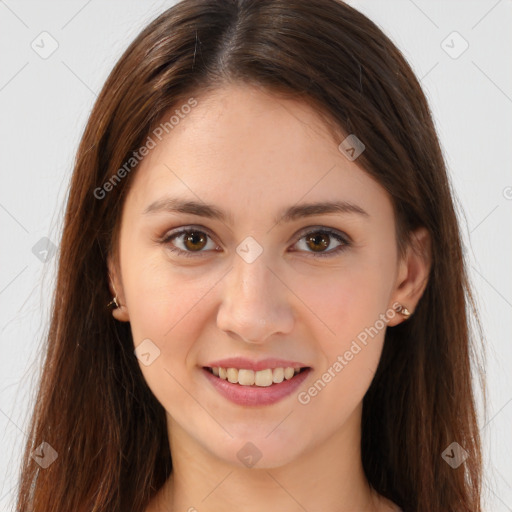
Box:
[387,227,431,326]
[107,255,130,322]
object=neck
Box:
[151,405,390,512]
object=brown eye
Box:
[162,228,218,257]
[305,233,330,252]
[182,231,208,251]
[292,228,350,258]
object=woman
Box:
[15,0,485,511]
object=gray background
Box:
[1,0,511,510]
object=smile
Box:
[205,366,308,386]
[202,365,312,406]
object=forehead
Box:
[124,84,393,223]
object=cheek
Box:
[291,256,393,346]
[123,258,218,420]
[122,247,214,343]
[120,250,223,412]
[291,260,392,411]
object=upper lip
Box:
[204,357,311,372]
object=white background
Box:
[0,1,511,510]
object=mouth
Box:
[201,364,312,406]
[204,365,311,387]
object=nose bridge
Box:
[216,249,294,343]
[235,247,271,296]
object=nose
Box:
[216,254,294,344]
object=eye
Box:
[161,227,219,258]
[160,226,350,259]
[291,227,350,258]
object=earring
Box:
[107,296,119,309]
[396,303,412,319]
[107,272,121,310]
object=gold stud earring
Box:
[396,304,412,319]
[401,307,411,319]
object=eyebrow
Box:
[143,197,369,225]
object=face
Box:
[109,84,416,469]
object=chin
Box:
[205,428,310,470]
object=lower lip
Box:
[201,367,312,406]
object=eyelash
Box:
[159,225,351,259]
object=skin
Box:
[108,83,430,512]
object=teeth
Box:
[284,367,295,380]
[210,366,304,387]
[238,369,255,386]
[254,368,273,387]
[272,367,284,383]
[226,368,239,383]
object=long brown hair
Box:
[15,1,486,511]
